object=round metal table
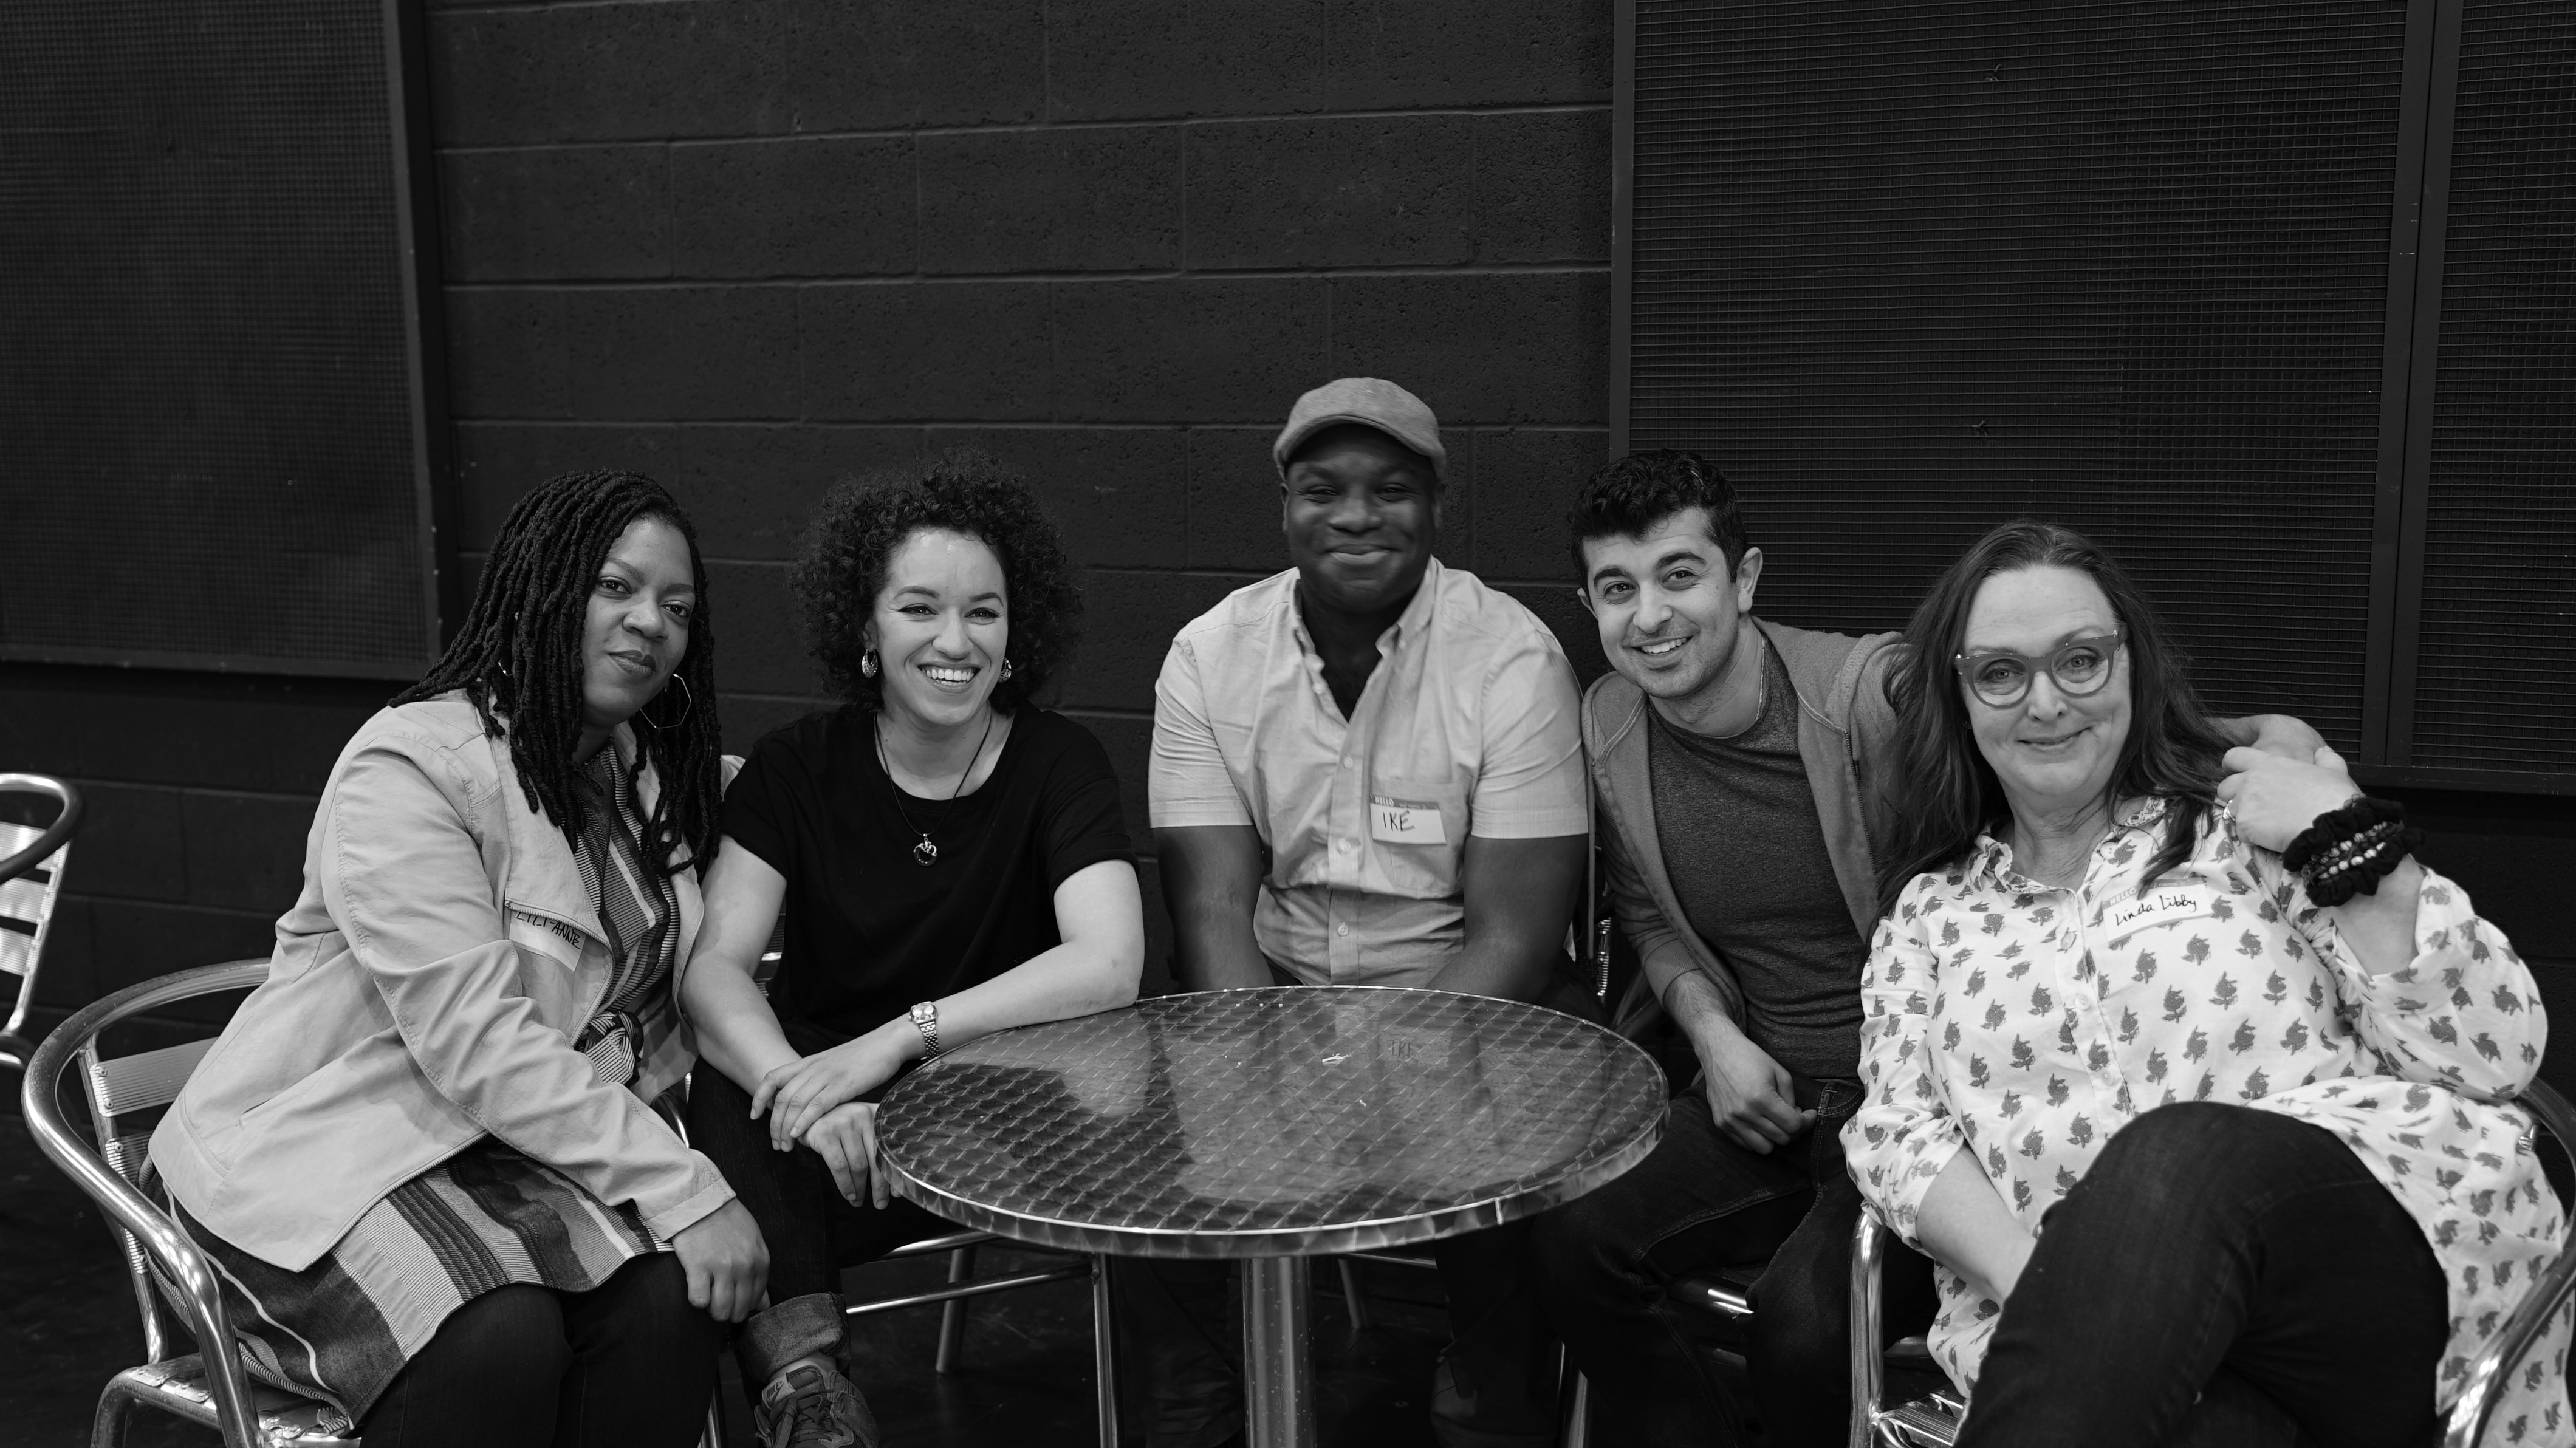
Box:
[877,986,1667,1448]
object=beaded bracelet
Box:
[2283,794,2419,907]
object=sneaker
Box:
[753,1360,880,1448]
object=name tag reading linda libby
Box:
[2103,886,2206,939]
[1369,795,1448,845]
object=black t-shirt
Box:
[721,706,1136,1040]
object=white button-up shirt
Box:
[1845,799,2566,1436]
[1149,559,1587,986]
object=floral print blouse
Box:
[1843,796,2570,1443]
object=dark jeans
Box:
[1528,1074,1939,1447]
[687,1051,958,1382]
[1960,1102,2448,1448]
[358,1254,719,1448]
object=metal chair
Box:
[1,771,83,1072]
[1846,1079,2576,1448]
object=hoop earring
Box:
[639,675,694,730]
[861,651,880,679]
[1000,659,1014,682]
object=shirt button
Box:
[1336,923,1351,938]
[1335,838,1353,852]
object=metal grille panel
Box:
[0,0,433,675]
[2410,0,2576,772]
[1631,1,2408,750]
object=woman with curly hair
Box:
[149,471,766,1447]
[681,449,1143,1446]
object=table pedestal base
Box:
[1241,1256,1315,1448]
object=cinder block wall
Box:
[0,0,1614,1017]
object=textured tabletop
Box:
[877,987,1667,1258]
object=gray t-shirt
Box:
[1647,640,1868,1080]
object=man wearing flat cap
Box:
[1122,378,1590,1448]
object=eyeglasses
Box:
[1953,628,2125,707]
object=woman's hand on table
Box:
[804,1102,892,1209]
[671,1199,769,1322]
[752,1030,907,1150]
[2216,744,2364,854]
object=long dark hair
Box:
[1875,520,2231,911]
[394,471,721,876]
[792,448,1084,714]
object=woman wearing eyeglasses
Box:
[1845,520,2566,1446]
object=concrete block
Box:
[675,425,924,562]
[1058,570,1245,712]
[1326,272,1609,425]
[1468,428,1606,582]
[1497,581,1608,688]
[919,128,1182,275]
[800,283,1053,422]
[428,1,793,148]
[456,422,681,550]
[86,902,279,1002]
[781,0,1046,129]
[927,428,1188,570]
[0,671,379,796]
[69,785,187,906]
[444,288,570,420]
[705,560,824,697]
[1053,279,1328,423]
[437,146,670,283]
[1046,0,1328,121]
[1185,428,1286,571]
[560,285,803,421]
[0,674,87,779]
[1323,0,1611,109]
[181,794,312,915]
[1474,110,1612,264]
[1185,116,1476,270]
[672,137,916,279]
[717,691,836,757]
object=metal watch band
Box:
[909,1000,941,1057]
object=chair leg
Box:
[1336,1258,1371,1331]
[702,1385,725,1448]
[1558,1367,1590,1448]
[1091,1255,1121,1448]
[935,1245,976,1374]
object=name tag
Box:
[2103,886,2205,938]
[1369,796,1448,845]
[507,907,589,971]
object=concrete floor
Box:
[0,1113,1459,1448]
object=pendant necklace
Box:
[878,710,996,866]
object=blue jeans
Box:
[1959,1102,2447,1448]
[1528,1075,1940,1447]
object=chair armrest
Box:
[21,965,270,1448]
[2442,1080,2576,1448]
[1849,1206,1889,1448]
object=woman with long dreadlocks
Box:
[149,470,766,1448]
[679,450,1143,1447]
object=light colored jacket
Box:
[150,695,733,1271]
[1584,618,1905,1037]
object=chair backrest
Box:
[68,962,267,1365]
[0,773,84,1060]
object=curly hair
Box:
[393,470,722,878]
[1567,449,1750,582]
[792,448,1084,714]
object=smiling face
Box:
[1961,564,2132,820]
[869,527,1009,731]
[580,515,697,744]
[1281,424,1441,616]
[1580,507,1762,708]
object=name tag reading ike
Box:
[2105,886,2205,938]
[1370,796,1447,845]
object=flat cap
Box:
[1271,377,1446,480]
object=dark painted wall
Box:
[7,0,2574,1099]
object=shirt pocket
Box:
[1363,771,1470,897]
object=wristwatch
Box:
[908,1000,942,1057]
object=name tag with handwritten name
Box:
[2103,886,2206,938]
[1369,796,1448,845]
